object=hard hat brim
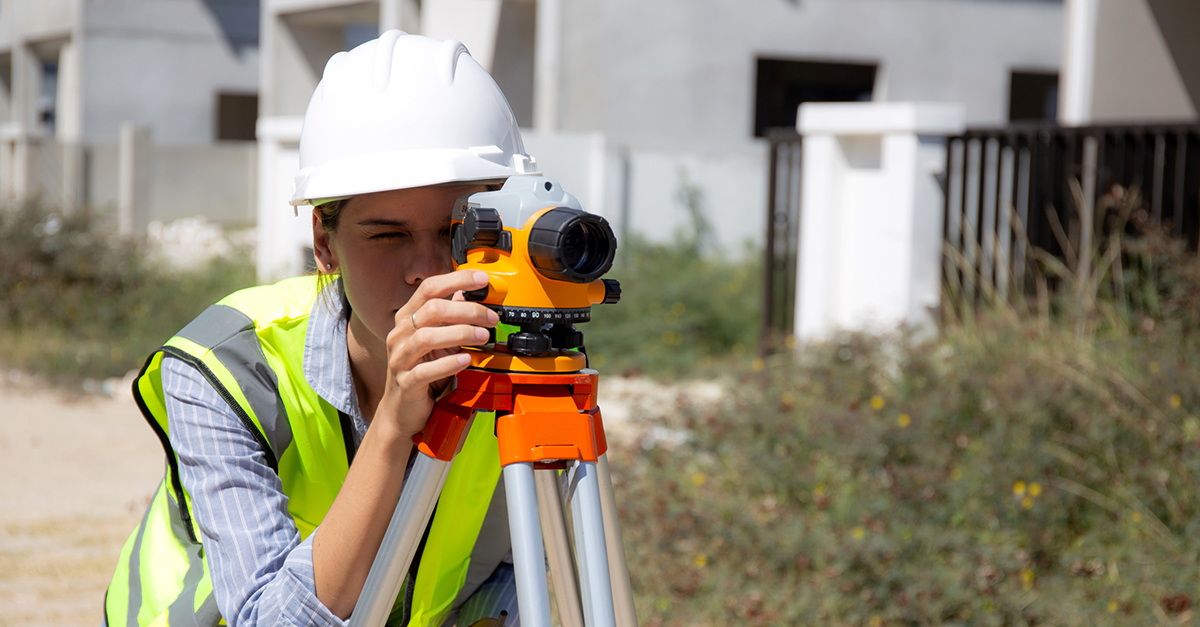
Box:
[290,148,538,207]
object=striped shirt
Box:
[162,280,519,627]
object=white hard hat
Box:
[291,30,539,207]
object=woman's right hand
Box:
[376,269,499,440]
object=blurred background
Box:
[5,0,1200,625]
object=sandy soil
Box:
[0,375,721,626]
[0,384,162,627]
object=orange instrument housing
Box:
[414,349,607,466]
[456,206,613,311]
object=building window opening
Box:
[39,61,56,135]
[754,58,876,137]
[1009,71,1058,122]
[216,92,258,141]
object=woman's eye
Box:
[369,232,408,241]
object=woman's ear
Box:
[312,210,338,273]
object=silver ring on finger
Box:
[410,312,419,331]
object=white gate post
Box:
[795,102,965,342]
[255,116,306,282]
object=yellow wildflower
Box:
[1107,600,1119,613]
[1029,482,1042,497]
[1012,481,1026,496]
[851,526,865,540]
[1021,569,1034,590]
[752,358,765,372]
[691,471,707,486]
[870,396,885,410]
[1021,496,1034,509]
[1169,394,1182,408]
[897,413,911,428]
[693,554,707,568]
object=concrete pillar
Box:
[118,122,152,236]
[8,43,40,202]
[421,0,503,70]
[380,0,421,33]
[1060,0,1098,125]
[57,39,84,214]
[534,0,561,131]
[795,102,965,342]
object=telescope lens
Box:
[528,208,617,283]
[562,222,604,273]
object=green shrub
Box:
[613,205,1200,625]
[0,204,254,381]
[614,320,1200,626]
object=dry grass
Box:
[0,515,141,627]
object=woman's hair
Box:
[313,198,350,304]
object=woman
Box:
[106,31,539,627]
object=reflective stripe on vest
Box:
[105,276,501,627]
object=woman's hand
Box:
[377,269,498,439]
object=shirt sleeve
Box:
[163,355,346,627]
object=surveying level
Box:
[349,177,637,627]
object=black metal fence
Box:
[762,129,802,353]
[944,123,1200,308]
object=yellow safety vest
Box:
[105,276,502,627]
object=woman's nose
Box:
[406,236,453,285]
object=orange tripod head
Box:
[451,176,621,354]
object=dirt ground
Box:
[0,375,718,626]
[0,384,161,627]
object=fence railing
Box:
[762,129,802,354]
[944,122,1200,310]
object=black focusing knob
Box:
[463,285,489,302]
[546,324,583,349]
[452,207,511,264]
[507,331,553,354]
[601,279,621,304]
[465,207,502,246]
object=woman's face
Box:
[314,184,485,347]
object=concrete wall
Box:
[1062,0,1198,124]
[82,0,260,144]
[86,140,257,227]
[547,0,1062,251]
[0,0,77,43]
[559,0,1062,152]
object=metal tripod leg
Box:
[349,451,453,627]
[504,462,553,627]
[567,461,616,627]
[536,469,585,627]
[597,454,639,627]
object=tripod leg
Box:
[567,461,616,627]
[597,454,638,627]
[350,451,452,627]
[503,462,553,627]
[535,469,585,627]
